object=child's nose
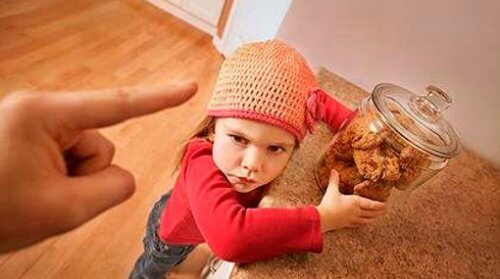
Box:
[241,147,263,173]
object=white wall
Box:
[214,0,292,56]
[278,0,500,165]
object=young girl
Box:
[129,40,387,278]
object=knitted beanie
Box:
[207,40,324,140]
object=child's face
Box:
[212,118,296,193]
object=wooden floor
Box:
[0,0,222,278]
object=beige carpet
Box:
[231,68,500,278]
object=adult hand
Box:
[0,82,197,253]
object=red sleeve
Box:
[317,89,354,132]
[182,142,323,263]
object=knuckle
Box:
[107,142,116,159]
[101,137,116,159]
[120,169,135,188]
[0,91,43,112]
[119,170,136,198]
[90,131,115,162]
[0,92,49,127]
[353,196,361,207]
[111,166,135,196]
[115,87,133,116]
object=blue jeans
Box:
[129,192,196,279]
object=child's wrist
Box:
[315,206,332,233]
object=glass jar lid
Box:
[372,83,460,158]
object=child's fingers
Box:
[348,211,388,228]
[359,209,386,219]
[356,196,387,211]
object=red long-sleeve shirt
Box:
[159,90,353,263]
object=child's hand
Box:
[315,170,388,232]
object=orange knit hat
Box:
[207,40,324,140]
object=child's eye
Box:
[229,134,248,145]
[267,145,286,154]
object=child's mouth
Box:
[228,174,256,185]
[236,177,254,184]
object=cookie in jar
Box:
[315,84,460,202]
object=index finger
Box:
[49,82,197,130]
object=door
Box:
[215,0,292,56]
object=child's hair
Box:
[172,116,215,175]
[172,39,324,175]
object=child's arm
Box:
[183,145,323,263]
[316,89,355,132]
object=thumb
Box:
[328,169,339,186]
[63,165,136,229]
[325,169,341,195]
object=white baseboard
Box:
[145,0,217,36]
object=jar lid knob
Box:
[410,85,452,122]
[425,85,452,113]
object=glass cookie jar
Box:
[315,84,460,202]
